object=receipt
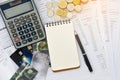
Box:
[0,47,18,80]
[78,2,98,51]
[0,13,16,56]
[108,1,120,80]
[77,0,108,71]
[96,0,110,42]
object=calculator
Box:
[0,0,45,49]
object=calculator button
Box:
[23,18,26,21]
[17,27,22,31]
[16,42,21,46]
[15,23,21,26]
[25,15,30,18]
[11,29,16,33]
[26,18,31,23]
[34,21,39,25]
[26,33,31,38]
[28,23,33,27]
[37,29,44,38]
[19,31,24,35]
[33,36,38,40]
[20,35,26,40]
[22,40,27,44]
[21,21,26,25]
[9,25,15,29]
[23,25,28,29]
[28,38,33,42]
[31,31,36,36]
[29,27,35,31]
[35,25,40,29]
[20,16,24,20]
[14,19,19,22]
[13,34,18,37]
[8,21,13,25]
[14,37,20,42]
[31,13,36,16]
[32,16,37,20]
[24,29,29,33]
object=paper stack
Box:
[0,0,120,80]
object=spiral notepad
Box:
[45,20,80,72]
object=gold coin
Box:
[61,10,67,17]
[54,15,61,21]
[66,0,73,3]
[56,8,64,16]
[67,3,75,11]
[81,0,88,4]
[53,1,58,7]
[46,2,52,9]
[54,7,59,14]
[67,12,73,18]
[59,0,67,9]
[47,10,54,17]
[73,0,81,5]
[56,8,67,17]
[75,5,82,12]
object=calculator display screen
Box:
[3,2,33,19]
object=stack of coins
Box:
[46,0,88,19]
[46,2,54,17]
[46,1,61,21]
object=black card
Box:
[10,45,33,67]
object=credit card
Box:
[10,64,38,80]
[10,45,33,67]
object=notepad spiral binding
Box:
[46,19,71,27]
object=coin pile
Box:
[46,0,88,20]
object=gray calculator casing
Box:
[0,0,45,49]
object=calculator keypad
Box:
[7,12,45,48]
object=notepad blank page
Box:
[45,22,80,71]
